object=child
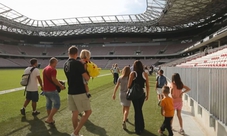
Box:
[171,73,190,134]
[158,86,174,136]
[112,66,131,130]
[155,70,167,105]
[80,49,91,98]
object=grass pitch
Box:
[0,69,164,136]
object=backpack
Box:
[20,67,35,86]
[86,61,101,78]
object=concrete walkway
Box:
[172,100,207,136]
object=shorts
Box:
[174,102,183,110]
[43,90,60,110]
[26,91,39,102]
[68,93,91,113]
[156,88,162,95]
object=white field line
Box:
[0,73,112,95]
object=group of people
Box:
[20,46,93,136]
[112,64,190,136]
[20,45,190,136]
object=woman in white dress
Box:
[112,66,131,129]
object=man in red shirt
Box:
[43,57,65,124]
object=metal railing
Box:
[162,67,227,126]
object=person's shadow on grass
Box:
[21,116,51,136]
[84,119,108,136]
[21,116,69,136]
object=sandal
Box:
[45,120,55,124]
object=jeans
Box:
[43,90,60,110]
[113,73,119,84]
[132,93,145,133]
[160,117,173,136]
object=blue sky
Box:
[1,0,147,20]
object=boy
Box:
[158,86,174,136]
[155,70,167,105]
[80,49,91,98]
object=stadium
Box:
[0,0,227,136]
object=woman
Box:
[171,73,190,134]
[127,60,150,135]
[112,66,131,129]
[110,63,120,84]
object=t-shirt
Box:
[171,83,183,103]
[118,77,128,92]
[24,67,40,92]
[43,65,57,91]
[156,75,167,88]
[64,58,86,95]
[111,67,119,73]
[161,97,174,117]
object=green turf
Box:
[0,69,111,91]
[0,70,165,136]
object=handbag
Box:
[126,72,144,100]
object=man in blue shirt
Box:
[155,70,167,105]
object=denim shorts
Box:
[43,90,60,110]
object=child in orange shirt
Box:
[158,86,174,136]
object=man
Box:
[155,70,167,105]
[64,46,91,136]
[43,57,65,124]
[110,63,120,85]
[20,58,43,116]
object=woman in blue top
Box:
[127,60,150,135]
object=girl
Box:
[112,66,131,129]
[127,60,150,135]
[171,73,190,134]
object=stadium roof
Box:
[0,0,227,36]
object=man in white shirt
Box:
[20,58,43,116]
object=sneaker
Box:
[179,129,185,135]
[71,133,83,136]
[125,119,129,122]
[122,122,126,129]
[20,108,25,116]
[32,111,40,116]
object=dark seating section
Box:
[0,44,21,54]
[0,43,189,56]
[164,43,191,54]
[0,43,190,68]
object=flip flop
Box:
[45,120,55,124]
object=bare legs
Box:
[32,102,37,111]
[23,100,37,112]
[45,108,58,123]
[122,106,130,122]
[23,99,30,108]
[171,109,183,130]
[177,110,183,129]
[72,110,92,135]
[158,94,163,101]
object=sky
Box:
[0,0,147,20]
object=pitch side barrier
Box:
[162,67,227,136]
